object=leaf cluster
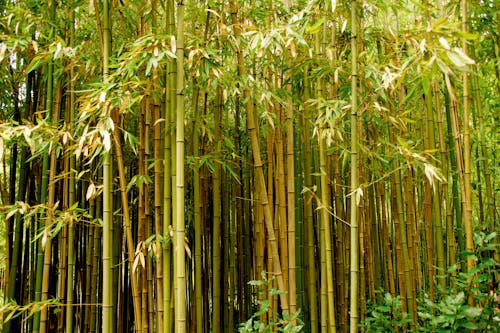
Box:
[239,272,303,333]
[361,232,500,332]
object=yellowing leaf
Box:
[447,50,465,67]
[171,35,176,54]
[41,229,49,250]
[355,187,363,207]
[86,182,95,200]
[54,42,62,59]
[185,238,192,260]
[447,48,475,68]
[424,163,445,191]
[23,127,35,155]
[6,207,18,220]
[133,252,145,272]
[453,47,475,65]
[102,131,111,152]
[331,0,337,13]
[439,37,450,50]
[0,43,6,62]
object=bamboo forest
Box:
[0,0,499,332]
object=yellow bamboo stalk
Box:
[461,0,475,275]
[174,1,186,332]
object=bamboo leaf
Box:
[331,0,337,12]
[54,42,62,59]
[424,163,445,190]
[41,229,49,250]
[452,47,475,64]
[307,18,324,34]
[439,37,450,50]
[22,127,35,155]
[171,35,176,53]
[0,42,6,62]
[447,48,475,69]
[86,183,96,200]
[102,131,111,152]
[6,206,19,220]
[185,239,191,260]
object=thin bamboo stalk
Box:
[212,85,222,333]
[163,1,175,331]
[285,79,297,318]
[101,0,114,330]
[319,135,337,333]
[349,0,360,330]
[174,2,187,331]
[302,67,319,333]
[461,0,475,276]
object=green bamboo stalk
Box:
[85,202,95,333]
[349,0,360,330]
[65,9,76,331]
[423,87,446,289]
[443,85,464,256]
[33,3,57,332]
[174,2,186,332]
[151,2,165,328]
[163,0,175,331]
[318,135,337,333]
[275,103,289,296]
[333,152,347,333]
[302,67,319,333]
[229,170,236,333]
[41,24,62,333]
[101,0,113,331]
[191,73,203,333]
[312,29,328,332]
[113,116,143,332]
[55,85,68,333]
[435,83,457,275]
[379,183,396,297]
[461,0,475,275]
[286,82,297,318]
[471,64,495,230]
[212,85,223,333]
[90,197,102,333]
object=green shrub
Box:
[238,272,303,333]
[362,232,500,332]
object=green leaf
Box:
[307,18,325,34]
[447,48,475,68]
[485,232,497,243]
[461,321,478,329]
[463,306,482,318]
[247,279,266,286]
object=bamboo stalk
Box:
[174,2,187,331]
[285,79,297,318]
[302,67,319,333]
[462,0,475,276]
[101,0,114,331]
[349,0,360,330]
